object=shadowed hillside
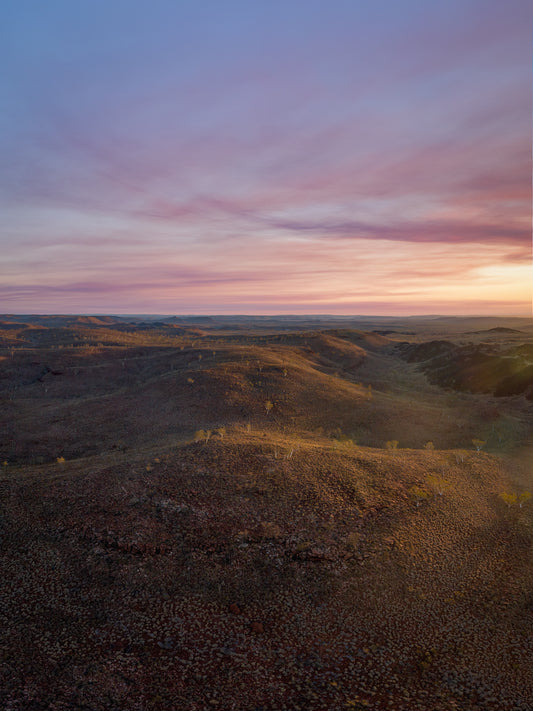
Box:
[398,339,533,399]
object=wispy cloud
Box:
[1,0,530,314]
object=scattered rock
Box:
[158,637,175,650]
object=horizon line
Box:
[2,312,532,320]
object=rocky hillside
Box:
[1,433,532,709]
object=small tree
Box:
[265,400,273,415]
[409,485,429,507]
[472,439,486,452]
[386,440,399,451]
[499,491,517,508]
[424,441,435,451]
[518,491,532,508]
[427,474,449,497]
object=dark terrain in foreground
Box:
[1,314,533,710]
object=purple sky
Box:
[1,0,532,314]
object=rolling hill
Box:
[1,315,532,709]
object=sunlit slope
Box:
[0,333,369,462]
[1,326,515,463]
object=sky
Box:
[1,0,532,315]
